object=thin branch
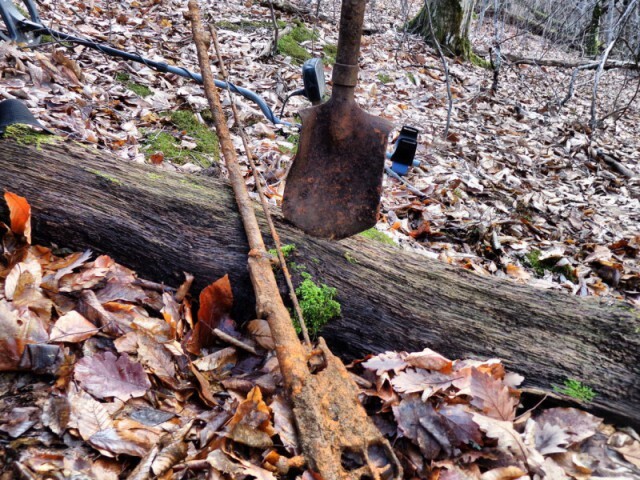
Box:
[209,25,310,345]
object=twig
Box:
[209,25,310,345]
[266,0,279,58]
[385,167,427,198]
[213,328,258,355]
[490,0,502,94]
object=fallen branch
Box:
[502,53,640,70]
[0,138,638,429]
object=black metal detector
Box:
[0,0,326,126]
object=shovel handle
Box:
[333,0,366,87]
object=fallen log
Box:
[502,53,640,70]
[0,137,638,428]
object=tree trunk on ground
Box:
[408,0,478,60]
[0,138,638,428]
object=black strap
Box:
[0,99,53,135]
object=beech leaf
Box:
[74,351,151,401]
[405,348,452,372]
[50,310,98,343]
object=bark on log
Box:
[0,138,638,428]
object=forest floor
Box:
[1,0,640,478]
[2,0,639,307]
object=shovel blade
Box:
[283,98,392,239]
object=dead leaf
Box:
[393,395,452,459]
[193,346,237,373]
[69,388,114,441]
[246,319,274,350]
[405,348,453,373]
[480,466,527,480]
[74,351,151,401]
[270,395,298,453]
[610,435,640,468]
[535,408,601,445]
[390,368,453,399]
[469,369,519,421]
[187,275,233,354]
[362,351,408,374]
[50,310,98,343]
[4,192,31,243]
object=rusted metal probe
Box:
[187,2,402,478]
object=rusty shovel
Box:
[283,0,392,240]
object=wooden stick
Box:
[186,0,308,399]
[208,25,311,345]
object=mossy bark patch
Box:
[408,0,477,61]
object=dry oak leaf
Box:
[74,351,151,401]
[473,414,543,468]
[469,369,519,421]
[393,395,452,459]
[534,408,601,445]
[50,310,98,343]
[362,351,407,375]
[390,368,453,400]
[532,421,569,455]
[4,191,31,242]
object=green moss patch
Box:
[553,379,596,403]
[116,72,153,97]
[360,228,395,246]
[277,24,318,64]
[268,243,296,259]
[278,133,300,154]
[3,125,60,149]
[86,169,124,186]
[218,19,286,31]
[141,110,219,166]
[377,73,393,84]
[322,43,337,65]
[294,272,341,337]
[524,249,577,281]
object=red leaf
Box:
[187,275,233,354]
[4,192,31,243]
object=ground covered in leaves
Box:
[1,193,639,479]
[0,0,638,308]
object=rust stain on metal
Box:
[283,0,393,240]
[292,338,402,479]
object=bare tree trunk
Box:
[408,0,479,60]
[585,0,603,56]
